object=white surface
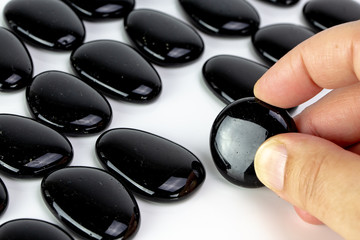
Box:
[0,0,347,239]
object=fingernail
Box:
[254,140,287,191]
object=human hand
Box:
[253,20,360,239]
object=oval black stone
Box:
[41,166,140,240]
[26,71,112,135]
[179,0,260,36]
[0,219,74,240]
[61,0,135,20]
[260,0,299,6]
[210,97,297,188]
[252,24,315,65]
[96,128,206,201]
[0,114,73,177]
[124,9,204,66]
[0,178,8,216]
[0,27,33,91]
[4,0,85,50]
[203,55,268,104]
[303,0,360,31]
[71,40,162,103]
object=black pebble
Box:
[4,0,85,50]
[26,71,112,135]
[0,114,73,177]
[96,128,206,201]
[71,40,162,103]
[210,97,297,188]
[41,166,140,240]
[0,178,8,216]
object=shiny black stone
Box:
[210,97,297,187]
[41,166,140,240]
[71,40,162,103]
[96,128,206,201]
[303,0,360,31]
[0,178,8,216]
[0,219,74,240]
[0,27,33,91]
[179,0,260,36]
[260,0,299,6]
[0,114,73,177]
[203,55,268,104]
[4,0,85,50]
[124,9,204,66]
[61,0,135,20]
[26,71,112,135]
[252,24,315,65]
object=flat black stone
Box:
[4,0,85,50]
[96,128,206,201]
[0,178,8,216]
[179,0,260,36]
[0,114,73,177]
[41,166,140,240]
[26,71,112,135]
[210,97,297,188]
[252,24,315,65]
[260,0,299,6]
[71,40,162,103]
[61,0,135,20]
[203,55,268,104]
[0,27,33,91]
[0,219,74,240]
[124,9,204,66]
[303,0,360,31]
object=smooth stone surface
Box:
[26,71,112,135]
[41,167,140,240]
[210,97,297,187]
[303,0,360,31]
[203,55,268,104]
[4,0,85,50]
[179,0,260,36]
[71,40,162,102]
[261,0,299,6]
[0,178,8,216]
[96,128,206,201]
[0,219,74,240]
[0,27,33,91]
[0,114,73,177]
[125,9,204,66]
[252,24,314,65]
[62,0,135,20]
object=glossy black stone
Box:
[26,71,112,135]
[62,0,135,20]
[96,128,206,201]
[41,167,140,240]
[210,97,297,187]
[0,219,74,240]
[179,0,260,36]
[0,27,33,91]
[124,9,204,66]
[303,0,360,31]
[203,55,268,104]
[261,0,299,6]
[0,114,73,177]
[252,24,315,65]
[0,178,8,216]
[71,40,162,103]
[4,0,85,50]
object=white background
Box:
[0,0,350,239]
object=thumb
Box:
[254,133,360,239]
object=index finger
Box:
[254,20,360,108]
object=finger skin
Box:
[254,20,360,108]
[293,206,323,225]
[255,133,360,239]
